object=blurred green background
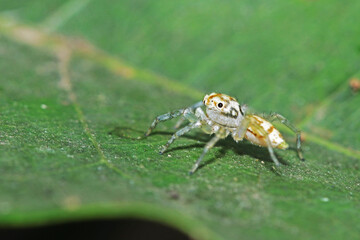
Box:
[0,0,360,239]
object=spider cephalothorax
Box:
[203,93,246,128]
[145,93,304,174]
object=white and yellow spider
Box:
[145,93,304,174]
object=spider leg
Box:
[190,100,205,110]
[232,116,251,142]
[189,135,221,175]
[262,113,305,161]
[146,101,203,136]
[145,109,184,136]
[159,122,201,154]
[174,101,204,129]
[174,117,186,129]
[249,116,281,166]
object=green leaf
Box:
[1,1,360,239]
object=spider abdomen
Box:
[245,115,289,149]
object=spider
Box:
[145,93,305,174]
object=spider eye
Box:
[217,103,223,108]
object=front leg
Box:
[174,101,204,129]
[145,109,185,136]
[159,121,201,154]
[145,101,203,137]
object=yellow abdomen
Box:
[245,115,289,149]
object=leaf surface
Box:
[0,1,360,239]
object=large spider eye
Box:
[217,102,223,108]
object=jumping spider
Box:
[145,93,304,174]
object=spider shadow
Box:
[108,126,145,140]
[109,126,290,173]
[176,137,289,172]
[145,130,290,172]
[218,137,290,175]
